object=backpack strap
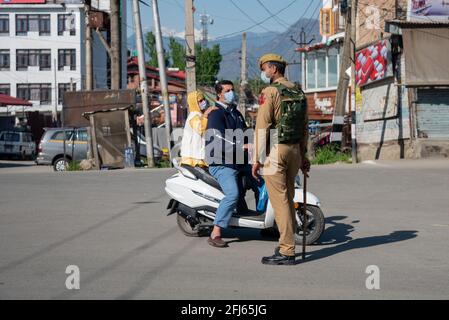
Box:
[269,82,285,95]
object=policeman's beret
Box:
[259,53,287,70]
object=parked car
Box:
[36,127,88,171]
[37,127,163,171]
[0,130,36,160]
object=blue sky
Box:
[125,0,322,40]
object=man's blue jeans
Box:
[208,165,240,229]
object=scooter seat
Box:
[181,164,222,191]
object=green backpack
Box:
[271,83,308,144]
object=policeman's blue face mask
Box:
[224,90,235,104]
[260,71,271,84]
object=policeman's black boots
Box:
[261,247,296,265]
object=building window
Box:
[317,52,327,88]
[306,53,316,90]
[328,47,339,87]
[0,50,10,70]
[58,14,76,36]
[305,46,340,91]
[17,84,51,105]
[16,14,50,36]
[58,83,75,104]
[39,50,51,70]
[0,84,10,96]
[0,15,9,35]
[16,49,51,71]
[58,49,76,70]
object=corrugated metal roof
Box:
[387,19,449,28]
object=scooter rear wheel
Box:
[176,213,200,237]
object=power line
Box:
[228,0,272,33]
[256,0,291,29]
[278,0,319,58]
[214,0,299,40]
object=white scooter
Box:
[165,159,325,245]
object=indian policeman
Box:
[252,53,310,265]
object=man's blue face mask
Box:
[224,90,236,104]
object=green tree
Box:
[144,31,169,68]
[195,44,222,86]
[144,31,158,67]
[169,37,185,71]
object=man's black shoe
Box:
[261,252,296,265]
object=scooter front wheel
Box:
[295,205,325,245]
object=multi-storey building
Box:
[0,0,127,120]
[298,0,347,144]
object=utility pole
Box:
[299,27,306,85]
[85,0,93,90]
[152,0,173,164]
[291,27,313,87]
[110,0,121,90]
[132,0,155,167]
[53,58,58,124]
[350,0,358,163]
[238,32,247,117]
[185,0,196,93]
[332,0,353,145]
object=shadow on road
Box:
[221,216,418,266]
[317,215,355,245]
[0,160,36,168]
[294,230,418,264]
[224,215,356,246]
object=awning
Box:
[0,94,32,107]
[402,28,449,86]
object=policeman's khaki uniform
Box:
[255,77,305,257]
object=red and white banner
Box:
[355,39,393,87]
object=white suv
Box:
[0,131,36,160]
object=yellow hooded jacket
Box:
[180,90,209,167]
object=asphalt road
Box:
[0,159,448,299]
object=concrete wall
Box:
[356,0,408,49]
[355,54,413,161]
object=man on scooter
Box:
[204,80,254,248]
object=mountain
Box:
[126,31,279,58]
[209,31,279,55]
[126,18,320,82]
[218,18,321,83]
